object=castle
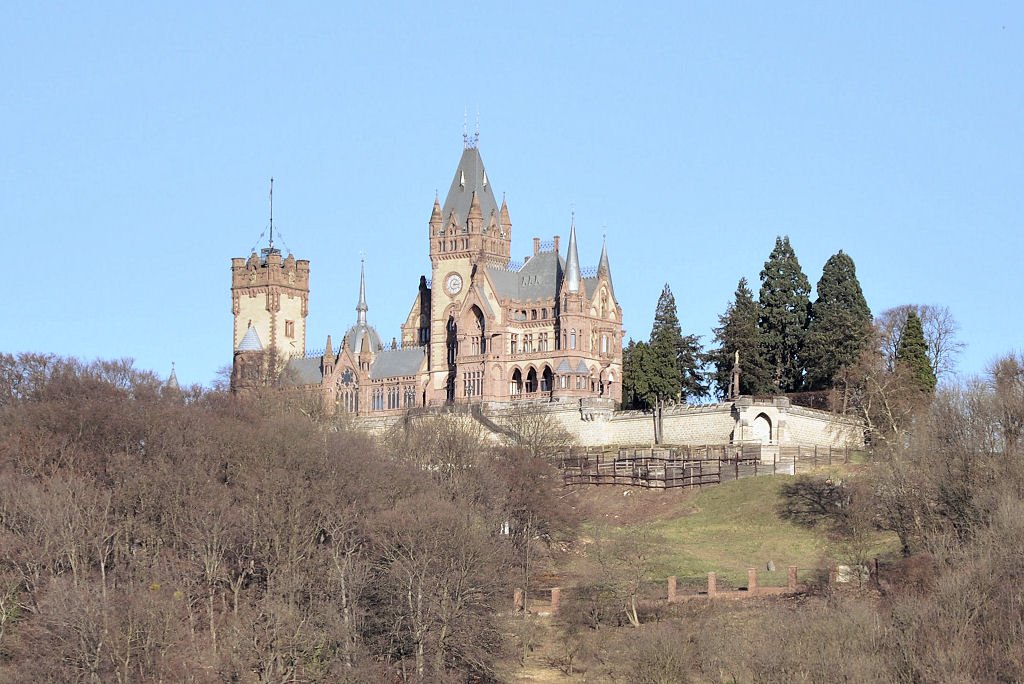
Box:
[229,138,863,451]
[231,138,623,415]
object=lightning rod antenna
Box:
[268,177,275,250]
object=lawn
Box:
[644,476,828,588]
[566,469,899,590]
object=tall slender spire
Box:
[565,212,581,294]
[430,194,442,230]
[356,258,368,325]
[598,234,614,294]
[468,191,482,220]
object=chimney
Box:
[533,237,541,255]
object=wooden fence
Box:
[558,445,864,489]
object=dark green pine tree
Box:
[710,277,773,398]
[628,340,662,409]
[620,339,645,409]
[758,236,811,393]
[896,311,936,394]
[803,251,873,390]
[649,284,707,402]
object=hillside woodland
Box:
[0,351,1022,682]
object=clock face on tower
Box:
[445,273,463,295]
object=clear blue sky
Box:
[3,2,1021,388]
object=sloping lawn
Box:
[642,476,828,587]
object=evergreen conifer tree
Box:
[621,339,643,409]
[758,236,811,393]
[649,284,707,401]
[626,341,657,409]
[803,250,873,390]
[710,278,772,398]
[896,311,937,394]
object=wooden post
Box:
[787,566,798,591]
[707,572,717,597]
[747,567,758,594]
[514,588,525,613]
[550,587,561,614]
[667,576,677,602]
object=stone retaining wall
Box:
[353,396,863,449]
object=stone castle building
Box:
[229,137,863,451]
[231,139,623,415]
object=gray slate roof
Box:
[282,357,323,386]
[237,326,263,352]
[370,347,427,379]
[442,147,499,227]
[486,250,564,301]
[344,323,382,354]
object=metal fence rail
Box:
[557,445,865,489]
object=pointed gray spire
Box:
[565,214,581,294]
[237,325,263,352]
[356,259,368,326]
[598,234,614,295]
[166,362,180,391]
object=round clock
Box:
[445,273,463,295]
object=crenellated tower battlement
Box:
[231,249,310,360]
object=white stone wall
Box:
[782,406,863,448]
[352,399,863,450]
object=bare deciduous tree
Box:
[877,304,965,380]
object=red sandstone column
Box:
[667,576,677,602]
[788,566,798,591]
[747,567,758,594]
[707,572,717,597]
[550,587,561,614]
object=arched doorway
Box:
[751,413,772,444]
[511,368,523,396]
[526,367,538,393]
[469,305,485,355]
[446,315,458,366]
[541,366,554,394]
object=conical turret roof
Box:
[564,216,581,294]
[442,146,499,227]
[165,362,180,391]
[237,325,263,352]
[598,237,615,296]
[429,195,442,225]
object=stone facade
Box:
[228,139,861,452]
[231,140,623,415]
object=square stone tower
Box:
[230,248,310,362]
